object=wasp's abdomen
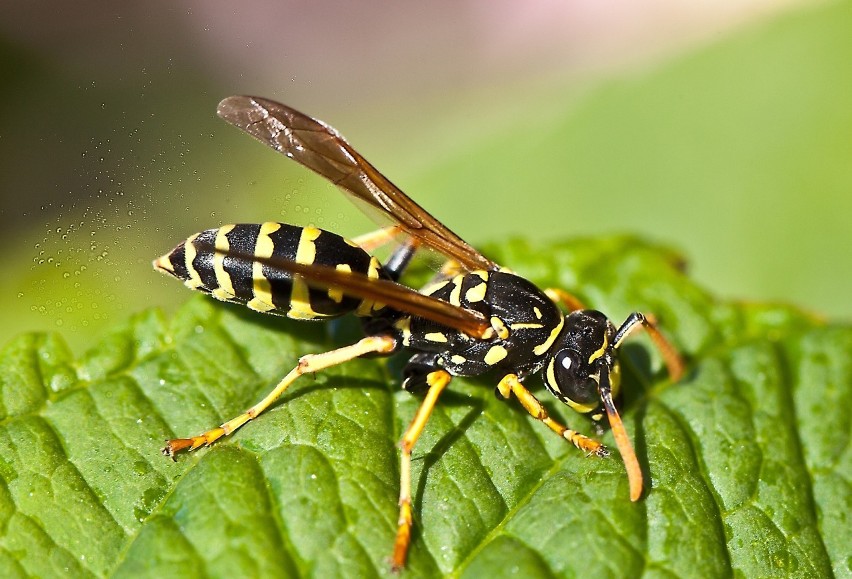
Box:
[154,222,386,320]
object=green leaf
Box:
[0,237,849,578]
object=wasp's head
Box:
[541,309,642,501]
[542,310,619,417]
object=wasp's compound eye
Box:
[542,349,600,413]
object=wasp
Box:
[155,96,684,571]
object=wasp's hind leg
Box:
[163,334,398,456]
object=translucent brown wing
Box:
[217,95,496,272]
[201,242,491,339]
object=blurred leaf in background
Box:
[0,0,850,354]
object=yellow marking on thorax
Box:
[533,307,543,320]
[394,317,413,347]
[425,332,448,343]
[448,275,464,306]
[247,222,280,313]
[328,264,351,304]
[367,256,381,279]
[510,322,544,330]
[533,315,564,356]
[420,279,450,297]
[490,317,510,340]
[465,281,487,303]
[450,355,467,365]
[182,233,204,290]
[484,345,508,365]
[211,225,236,301]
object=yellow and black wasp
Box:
[155,96,684,571]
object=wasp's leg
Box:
[543,288,586,312]
[163,334,398,457]
[350,226,419,282]
[383,237,421,282]
[350,225,403,252]
[613,312,684,382]
[392,369,451,572]
[496,373,608,457]
[400,352,443,394]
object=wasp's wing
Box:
[217,96,496,272]
[202,243,491,339]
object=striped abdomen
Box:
[154,222,387,320]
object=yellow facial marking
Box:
[545,358,558,391]
[565,397,598,414]
[587,334,609,364]
[450,355,467,365]
[533,316,564,356]
[484,345,508,365]
[546,360,597,414]
[610,361,622,398]
[425,332,448,343]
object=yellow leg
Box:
[496,374,607,457]
[391,369,451,572]
[350,226,402,252]
[544,288,586,312]
[162,335,397,457]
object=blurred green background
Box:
[1,0,850,354]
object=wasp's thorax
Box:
[542,310,621,416]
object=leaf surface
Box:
[0,237,848,578]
